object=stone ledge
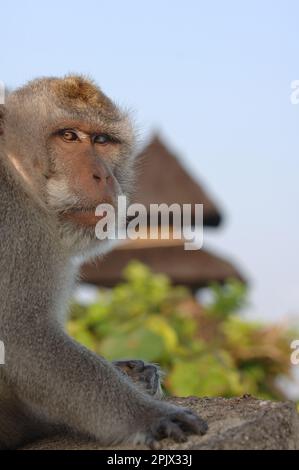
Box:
[21,396,299,450]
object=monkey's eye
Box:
[60,130,79,142]
[93,134,112,145]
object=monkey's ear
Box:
[0,105,5,136]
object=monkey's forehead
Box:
[50,76,119,117]
[4,76,135,143]
[7,75,122,121]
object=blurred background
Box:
[1,0,299,400]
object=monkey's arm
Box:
[3,317,206,447]
[4,320,146,442]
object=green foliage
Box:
[205,279,247,317]
[68,261,295,400]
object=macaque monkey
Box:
[0,76,207,449]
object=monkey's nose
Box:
[92,160,113,185]
[93,174,112,183]
[92,168,115,203]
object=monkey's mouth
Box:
[59,207,108,227]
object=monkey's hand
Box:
[112,360,163,398]
[112,360,207,446]
[133,401,208,449]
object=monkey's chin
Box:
[57,210,112,258]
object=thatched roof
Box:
[80,238,244,289]
[79,135,245,289]
[132,135,222,227]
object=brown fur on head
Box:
[51,76,116,114]
[1,75,136,251]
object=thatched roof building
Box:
[131,135,222,227]
[81,238,244,289]
[80,135,245,289]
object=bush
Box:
[68,261,295,400]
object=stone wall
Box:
[21,395,299,450]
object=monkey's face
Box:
[43,117,135,253]
[46,121,122,227]
[3,76,135,252]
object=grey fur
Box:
[0,76,207,449]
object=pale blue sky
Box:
[1,0,299,321]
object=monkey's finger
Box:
[150,418,187,443]
[145,436,162,450]
[173,411,208,435]
[164,422,188,442]
[127,360,145,372]
[115,359,145,372]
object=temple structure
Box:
[80,135,245,289]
